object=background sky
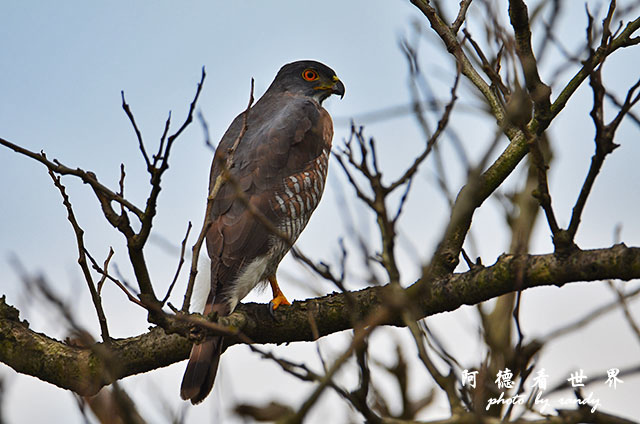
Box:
[1,1,639,423]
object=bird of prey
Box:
[180,60,345,404]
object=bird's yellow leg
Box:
[268,275,290,311]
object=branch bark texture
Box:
[2,244,638,396]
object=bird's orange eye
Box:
[302,69,319,81]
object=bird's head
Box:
[271,60,345,104]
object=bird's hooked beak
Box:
[314,75,345,99]
[331,75,345,99]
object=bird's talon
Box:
[268,293,290,317]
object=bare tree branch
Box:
[3,244,640,396]
[47,169,111,343]
[0,138,144,220]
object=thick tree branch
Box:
[0,296,191,396]
[2,244,639,396]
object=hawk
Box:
[180,60,345,404]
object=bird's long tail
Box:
[180,335,224,405]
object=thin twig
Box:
[282,307,393,424]
[462,28,510,98]
[47,169,111,342]
[607,280,640,344]
[156,111,172,167]
[96,248,115,294]
[118,163,126,215]
[136,67,207,249]
[0,137,144,219]
[567,74,639,241]
[162,222,192,305]
[451,0,473,34]
[121,91,151,170]
[403,313,463,414]
[543,285,640,341]
[197,109,214,150]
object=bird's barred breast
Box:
[272,148,329,242]
[225,148,331,308]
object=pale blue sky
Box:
[1,1,639,423]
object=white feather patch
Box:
[191,255,211,313]
[226,254,270,312]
